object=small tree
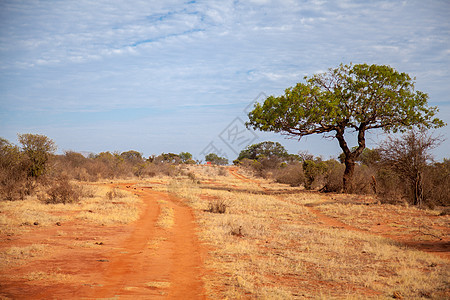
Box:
[302,158,327,190]
[179,152,195,164]
[120,150,143,164]
[205,153,228,165]
[237,141,289,161]
[379,129,442,206]
[18,133,56,178]
[247,63,445,193]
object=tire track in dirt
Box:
[87,184,206,299]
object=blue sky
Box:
[0,0,449,161]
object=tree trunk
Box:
[413,171,423,206]
[343,157,355,193]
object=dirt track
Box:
[0,184,206,299]
[88,184,206,299]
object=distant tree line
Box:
[0,133,209,202]
[235,136,449,208]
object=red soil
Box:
[0,184,206,299]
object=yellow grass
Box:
[0,244,47,269]
[145,281,171,289]
[168,168,449,299]
[75,185,141,225]
[0,184,141,237]
[156,199,175,229]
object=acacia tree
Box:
[237,141,289,161]
[247,63,445,193]
[205,153,228,165]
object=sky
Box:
[0,0,449,162]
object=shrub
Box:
[375,168,405,204]
[106,188,126,200]
[352,165,376,194]
[274,162,304,187]
[0,138,31,200]
[303,159,327,190]
[423,160,450,207]
[45,177,81,204]
[321,160,344,192]
[207,199,227,214]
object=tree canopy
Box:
[247,63,445,192]
[237,141,289,161]
[18,133,56,178]
[205,153,228,165]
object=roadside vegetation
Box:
[166,168,449,299]
[1,63,449,298]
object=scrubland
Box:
[167,165,449,299]
[0,165,448,299]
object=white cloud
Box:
[0,0,449,159]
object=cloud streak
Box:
[0,0,449,159]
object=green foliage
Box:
[247,63,445,193]
[302,159,327,190]
[205,153,228,165]
[18,133,56,178]
[154,153,181,164]
[247,63,444,135]
[179,152,195,164]
[237,141,289,161]
[236,141,300,172]
[120,150,143,164]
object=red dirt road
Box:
[0,184,206,299]
[88,185,206,299]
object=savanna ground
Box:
[0,166,448,299]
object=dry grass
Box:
[145,281,171,289]
[168,167,449,299]
[0,183,141,236]
[0,244,47,270]
[156,199,175,229]
[22,271,78,283]
[319,202,450,241]
[75,184,141,225]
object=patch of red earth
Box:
[0,183,207,299]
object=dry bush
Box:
[218,167,228,176]
[140,163,180,177]
[351,165,376,194]
[423,160,450,207]
[45,177,81,204]
[376,168,406,204]
[0,140,32,200]
[274,162,304,187]
[207,199,227,214]
[106,188,126,200]
[321,160,344,192]
[186,171,197,182]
